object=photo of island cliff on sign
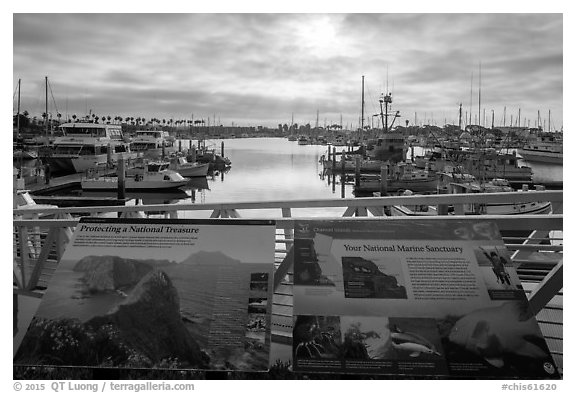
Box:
[13,218,276,372]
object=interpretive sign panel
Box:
[14,217,276,372]
[291,219,559,378]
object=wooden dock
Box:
[26,170,116,195]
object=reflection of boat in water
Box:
[182,176,210,191]
[82,189,190,202]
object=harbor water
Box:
[17,138,562,219]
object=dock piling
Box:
[379,165,388,195]
[355,155,361,188]
[341,155,346,198]
[117,157,126,201]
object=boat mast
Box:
[361,75,365,141]
[45,76,49,145]
[478,62,481,128]
[16,78,21,136]
[469,72,473,125]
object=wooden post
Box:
[437,186,449,215]
[117,157,126,201]
[332,148,336,172]
[340,155,346,198]
[355,155,361,188]
[107,143,112,167]
[221,141,225,158]
[188,146,197,163]
[380,165,388,196]
[179,140,182,152]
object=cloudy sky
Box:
[12,10,563,130]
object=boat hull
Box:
[518,150,563,165]
[174,163,210,177]
[355,178,438,194]
[391,201,551,217]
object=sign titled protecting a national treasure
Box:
[14,217,276,372]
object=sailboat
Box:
[13,79,38,161]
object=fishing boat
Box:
[45,122,136,174]
[321,155,385,173]
[130,129,177,159]
[390,171,551,217]
[195,149,231,168]
[354,161,438,195]
[518,133,563,165]
[415,147,533,184]
[460,149,533,184]
[169,156,210,177]
[82,161,188,191]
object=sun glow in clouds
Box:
[296,16,340,57]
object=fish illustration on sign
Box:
[448,301,549,368]
[390,325,442,357]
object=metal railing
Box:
[13,190,563,371]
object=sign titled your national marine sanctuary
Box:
[14,218,277,372]
[291,219,559,379]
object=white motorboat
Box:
[169,157,210,177]
[46,122,137,174]
[82,161,188,191]
[130,129,177,159]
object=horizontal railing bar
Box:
[14,190,563,216]
[12,214,563,232]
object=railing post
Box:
[281,208,293,240]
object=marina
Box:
[12,12,563,381]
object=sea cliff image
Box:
[15,251,272,371]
